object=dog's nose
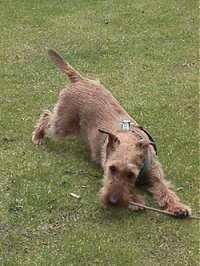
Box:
[108,194,119,205]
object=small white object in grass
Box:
[177,187,183,191]
[70,193,81,199]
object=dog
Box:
[32,49,191,217]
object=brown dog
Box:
[32,49,191,217]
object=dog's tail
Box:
[47,49,83,83]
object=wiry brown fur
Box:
[32,49,191,217]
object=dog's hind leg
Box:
[32,91,80,145]
[32,110,51,145]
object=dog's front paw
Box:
[128,203,144,211]
[128,194,145,212]
[166,204,191,218]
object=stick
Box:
[70,193,81,199]
[129,201,200,219]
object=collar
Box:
[120,120,157,154]
[101,121,157,171]
[136,126,157,155]
[137,153,150,179]
[134,124,157,179]
[119,120,156,179]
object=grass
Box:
[0,0,199,265]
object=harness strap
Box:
[134,125,158,155]
[133,125,157,179]
[137,153,150,179]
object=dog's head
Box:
[98,129,152,208]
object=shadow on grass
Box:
[44,136,101,170]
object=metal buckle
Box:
[120,120,134,131]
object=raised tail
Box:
[47,49,83,83]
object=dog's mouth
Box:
[105,193,128,207]
[98,188,130,208]
[98,179,133,208]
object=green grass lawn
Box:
[0,0,199,265]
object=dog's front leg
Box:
[128,193,145,211]
[147,160,191,217]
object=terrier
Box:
[32,49,191,217]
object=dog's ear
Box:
[136,139,154,150]
[98,129,120,156]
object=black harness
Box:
[134,125,158,155]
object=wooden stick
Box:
[70,193,81,199]
[129,201,200,219]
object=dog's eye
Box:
[127,172,135,180]
[109,165,117,176]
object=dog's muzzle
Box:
[108,194,119,205]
